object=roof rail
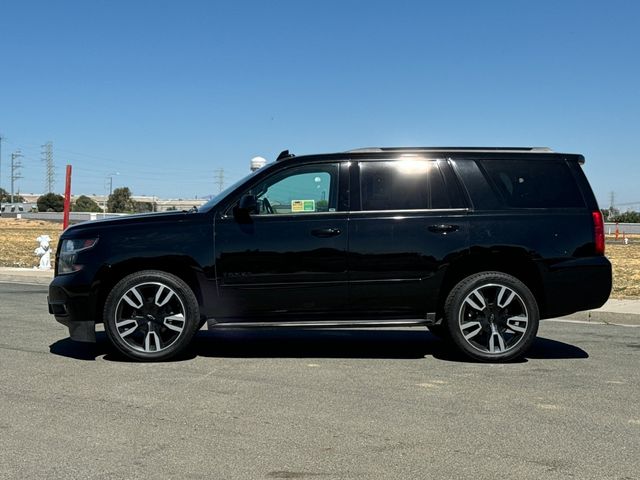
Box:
[346,147,554,153]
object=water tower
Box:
[250,156,267,172]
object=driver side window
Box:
[250,164,339,215]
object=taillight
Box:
[592,211,605,255]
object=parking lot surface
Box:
[1,282,638,480]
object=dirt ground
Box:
[1,218,638,298]
[604,234,640,298]
[0,218,61,268]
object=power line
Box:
[41,141,55,193]
[11,150,23,203]
[2,137,251,198]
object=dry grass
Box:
[605,234,640,298]
[0,218,61,268]
[1,219,639,298]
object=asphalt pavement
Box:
[0,282,639,480]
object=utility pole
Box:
[104,172,119,216]
[11,150,23,203]
[41,141,55,193]
[214,168,225,193]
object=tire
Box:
[444,271,539,362]
[103,270,200,361]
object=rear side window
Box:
[479,159,585,208]
[360,160,451,210]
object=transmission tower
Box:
[41,141,55,193]
[609,191,615,210]
[11,150,23,203]
[214,168,225,193]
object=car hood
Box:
[62,211,197,237]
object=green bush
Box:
[37,193,64,212]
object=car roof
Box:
[275,147,585,164]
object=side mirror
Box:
[234,194,258,222]
[239,194,258,213]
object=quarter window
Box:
[479,159,584,208]
[360,160,451,211]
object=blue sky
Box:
[1,0,638,207]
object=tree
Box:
[610,211,640,223]
[73,195,102,212]
[37,192,64,212]
[0,188,25,203]
[107,187,135,213]
[133,201,154,213]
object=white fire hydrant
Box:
[34,235,52,270]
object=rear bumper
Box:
[48,274,97,342]
[541,256,612,318]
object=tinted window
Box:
[479,159,584,208]
[250,163,339,214]
[360,160,451,210]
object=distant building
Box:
[0,202,38,214]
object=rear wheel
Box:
[444,272,539,362]
[104,270,200,361]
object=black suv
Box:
[48,147,611,362]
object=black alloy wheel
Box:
[104,270,200,361]
[444,271,539,362]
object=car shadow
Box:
[49,332,114,361]
[49,328,588,363]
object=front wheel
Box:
[103,270,200,361]
[444,272,539,362]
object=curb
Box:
[560,311,640,326]
[0,268,54,286]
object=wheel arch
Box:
[94,256,204,323]
[438,248,546,317]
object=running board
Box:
[208,318,431,330]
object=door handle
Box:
[428,224,459,233]
[311,228,342,238]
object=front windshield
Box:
[200,167,265,212]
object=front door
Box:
[214,162,349,320]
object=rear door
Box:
[348,158,470,316]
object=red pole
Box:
[63,164,72,230]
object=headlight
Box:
[58,238,98,274]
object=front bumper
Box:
[48,275,97,343]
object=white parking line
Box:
[547,318,640,328]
